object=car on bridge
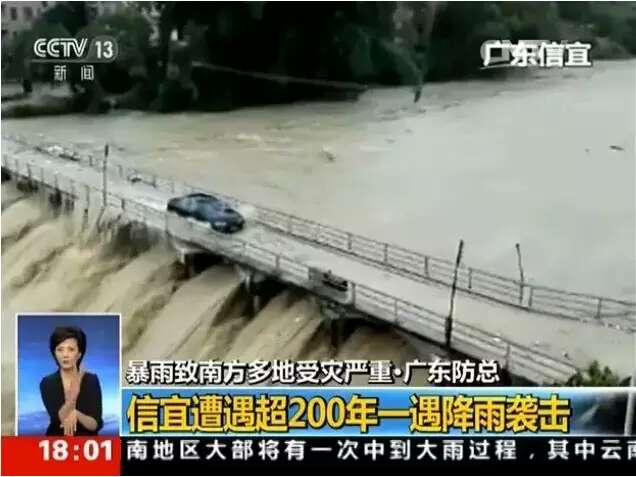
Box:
[167,192,245,234]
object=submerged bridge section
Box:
[2,136,634,384]
[6,135,634,330]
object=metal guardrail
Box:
[2,152,579,384]
[8,134,630,329]
[251,209,635,329]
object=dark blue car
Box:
[167,193,245,233]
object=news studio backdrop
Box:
[1,1,636,476]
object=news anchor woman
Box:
[39,326,103,436]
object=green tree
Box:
[427,3,510,80]
[73,7,155,110]
[4,18,71,85]
[556,1,593,23]
[42,1,89,35]
[566,361,623,386]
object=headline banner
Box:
[121,387,633,437]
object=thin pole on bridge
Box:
[516,243,525,305]
[103,143,109,206]
[446,239,464,349]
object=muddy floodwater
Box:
[1,184,430,434]
[4,60,635,300]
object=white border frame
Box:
[14,311,122,436]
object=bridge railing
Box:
[5,134,634,330]
[2,152,580,384]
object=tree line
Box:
[2,1,635,114]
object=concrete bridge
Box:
[2,136,635,384]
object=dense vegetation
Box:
[425,2,636,80]
[565,361,626,387]
[2,1,635,114]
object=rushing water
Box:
[0,185,429,434]
[3,60,635,300]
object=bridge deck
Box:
[2,138,633,382]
